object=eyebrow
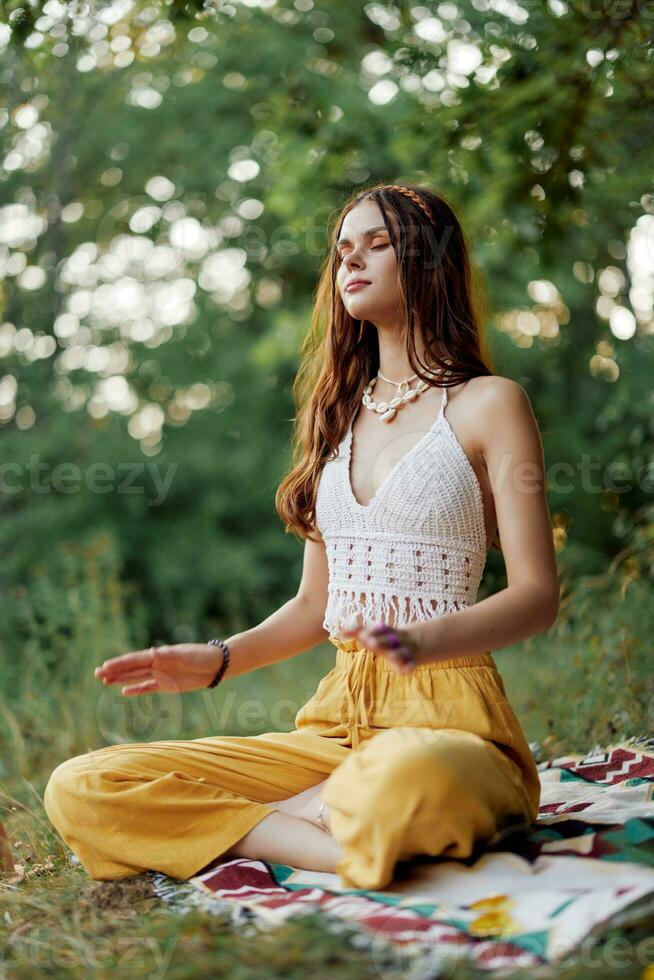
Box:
[335,225,389,246]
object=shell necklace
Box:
[363,367,444,423]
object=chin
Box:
[344,297,378,318]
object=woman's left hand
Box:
[338,621,424,674]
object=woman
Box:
[44,183,559,891]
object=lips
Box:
[346,280,371,292]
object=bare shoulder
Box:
[466,373,530,404]
[464,375,539,455]
[467,374,534,418]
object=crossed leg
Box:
[321,725,532,890]
[43,729,347,881]
[44,725,526,889]
[222,780,340,870]
[224,725,527,892]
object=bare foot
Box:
[270,781,331,834]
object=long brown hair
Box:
[275,182,498,548]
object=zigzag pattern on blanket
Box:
[152,734,654,972]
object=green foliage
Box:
[498,556,653,756]
[0,3,651,968]
[0,0,651,764]
[0,1,652,635]
[0,521,650,977]
[0,525,335,778]
[0,531,149,775]
[0,529,650,784]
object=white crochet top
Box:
[314,378,488,638]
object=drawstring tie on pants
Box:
[337,640,377,751]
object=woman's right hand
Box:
[94,643,224,696]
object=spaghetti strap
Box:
[316,362,487,639]
[437,370,450,419]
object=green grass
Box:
[495,565,652,759]
[1,533,652,978]
[1,830,653,979]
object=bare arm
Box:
[411,377,560,661]
[95,530,331,694]
[222,530,331,678]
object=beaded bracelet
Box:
[207,638,231,688]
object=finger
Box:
[121,679,158,697]
[95,649,156,677]
[100,669,154,685]
[376,631,403,649]
[395,646,417,666]
[383,645,416,668]
[358,630,379,648]
[362,628,401,650]
[98,666,155,683]
[370,621,394,634]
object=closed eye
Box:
[335,243,389,261]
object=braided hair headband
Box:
[384,185,435,224]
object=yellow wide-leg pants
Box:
[44,637,541,891]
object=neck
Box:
[375,326,427,385]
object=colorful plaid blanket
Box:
[152,735,654,972]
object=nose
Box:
[343,248,365,273]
